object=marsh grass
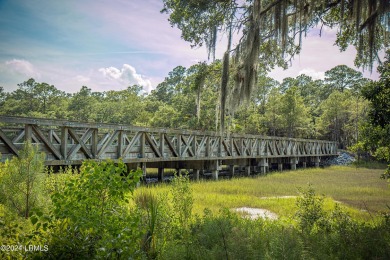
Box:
[144,168,177,178]
[137,166,390,222]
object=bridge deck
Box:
[0,116,337,169]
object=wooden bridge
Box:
[0,116,338,180]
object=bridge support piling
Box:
[258,158,268,175]
[245,166,251,176]
[211,169,218,180]
[290,158,298,170]
[229,165,235,177]
[142,163,147,183]
[278,163,283,171]
[158,168,164,182]
[290,163,296,170]
[193,169,200,181]
[302,162,307,169]
[314,157,320,167]
[205,160,219,180]
[211,161,219,180]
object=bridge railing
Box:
[0,116,338,165]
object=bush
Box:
[0,142,46,218]
[294,186,390,259]
[295,186,327,233]
[37,159,144,259]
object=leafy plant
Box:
[135,190,172,259]
[0,142,46,218]
[40,159,143,259]
[170,172,193,231]
[295,186,327,233]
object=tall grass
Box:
[137,165,390,222]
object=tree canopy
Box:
[162,0,390,130]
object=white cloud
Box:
[298,68,325,80]
[99,64,152,92]
[5,59,40,78]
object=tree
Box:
[34,82,65,114]
[148,62,221,131]
[232,75,279,135]
[149,104,182,128]
[1,79,68,118]
[324,65,366,93]
[279,87,311,138]
[68,86,98,121]
[46,160,143,258]
[359,50,390,162]
[262,88,283,136]
[0,87,5,104]
[1,79,40,116]
[0,143,45,218]
[233,102,263,134]
[150,66,187,103]
[162,0,390,130]
[318,91,352,147]
[93,86,145,124]
[280,74,324,110]
[253,75,279,114]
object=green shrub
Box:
[44,166,78,195]
[295,186,327,233]
[294,186,390,259]
[0,142,46,219]
[36,159,144,259]
[171,172,193,233]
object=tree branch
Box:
[259,0,283,16]
[359,10,378,31]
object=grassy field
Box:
[137,165,390,222]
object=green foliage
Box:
[279,87,311,138]
[359,50,390,166]
[318,91,349,144]
[51,160,141,228]
[0,86,5,103]
[43,166,79,195]
[135,190,173,259]
[0,142,46,218]
[170,172,193,237]
[40,160,144,259]
[0,144,47,259]
[294,187,390,259]
[381,165,390,181]
[324,64,367,93]
[295,186,327,233]
[150,65,187,103]
[1,162,390,259]
[0,78,67,118]
[162,0,389,117]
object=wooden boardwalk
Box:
[0,116,338,180]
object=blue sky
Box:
[0,0,382,93]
